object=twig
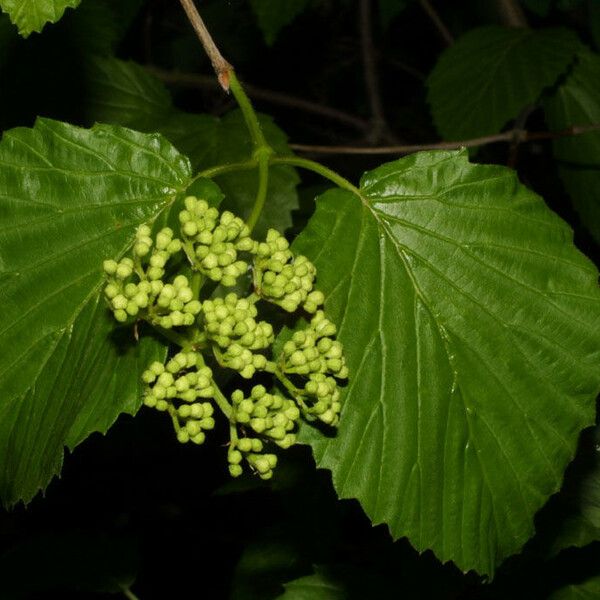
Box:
[146,66,370,132]
[288,123,600,155]
[495,0,528,27]
[359,0,388,142]
[178,0,232,90]
[384,56,426,82]
[418,0,454,46]
[508,104,535,167]
[119,584,141,600]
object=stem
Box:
[274,368,310,412]
[419,0,454,45]
[191,271,203,299]
[246,153,270,234]
[212,380,234,420]
[178,0,232,89]
[196,351,234,420]
[229,423,239,446]
[178,1,274,230]
[144,319,195,349]
[120,586,141,600]
[495,0,528,27]
[287,123,600,155]
[168,404,182,433]
[227,71,275,231]
[229,71,268,149]
[195,159,258,180]
[275,367,302,396]
[270,156,360,195]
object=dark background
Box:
[0,1,599,598]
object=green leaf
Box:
[84,56,172,129]
[427,27,580,139]
[277,568,346,600]
[249,0,310,45]
[277,565,398,600]
[550,575,600,599]
[62,0,144,56]
[0,0,81,37]
[83,57,300,238]
[0,118,192,506]
[292,150,600,575]
[544,50,600,243]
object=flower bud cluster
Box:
[202,294,274,378]
[303,373,342,426]
[254,229,319,312]
[280,311,348,379]
[232,385,299,448]
[180,196,252,286]
[227,436,278,481]
[105,199,348,482]
[142,351,216,445]
[103,225,199,327]
[135,225,182,281]
[149,275,201,329]
[227,386,293,481]
[279,310,348,426]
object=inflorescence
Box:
[103,195,348,480]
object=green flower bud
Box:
[147,266,164,281]
[103,259,118,275]
[143,394,157,408]
[238,438,253,453]
[228,449,242,465]
[114,309,128,322]
[229,464,243,477]
[191,432,206,445]
[178,405,192,418]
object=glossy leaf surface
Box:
[0,118,192,505]
[294,150,600,575]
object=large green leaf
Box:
[293,150,600,575]
[0,118,192,506]
[544,50,600,243]
[0,0,81,36]
[82,57,299,238]
[427,27,580,140]
[249,0,310,46]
